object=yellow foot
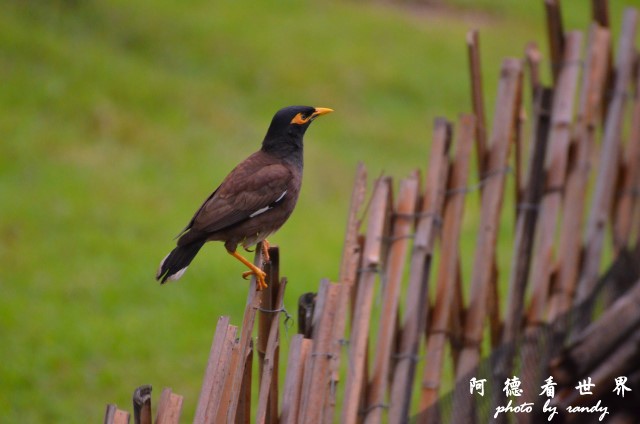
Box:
[229,249,269,291]
[242,269,268,290]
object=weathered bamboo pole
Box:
[234,340,253,424]
[194,316,232,424]
[203,324,237,423]
[341,176,392,424]
[575,8,638,326]
[296,280,330,422]
[419,114,475,422]
[453,57,522,422]
[613,67,640,252]
[519,31,583,418]
[104,405,130,424]
[215,339,240,424]
[387,118,452,423]
[449,261,464,366]
[548,24,611,322]
[225,250,264,422]
[526,30,583,325]
[591,0,615,122]
[256,246,281,424]
[255,278,287,424]
[299,280,340,423]
[133,385,152,424]
[156,388,184,424]
[592,0,610,27]
[324,163,367,423]
[500,85,552,348]
[467,29,488,179]
[492,86,552,424]
[525,42,543,99]
[545,0,566,85]
[364,172,420,423]
[281,335,312,424]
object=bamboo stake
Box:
[575,8,638,325]
[156,388,184,424]
[613,66,640,251]
[549,24,611,322]
[297,279,332,421]
[256,278,287,424]
[281,335,312,424]
[234,340,253,424]
[215,339,241,423]
[325,163,368,423]
[420,114,475,421]
[545,0,566,85]
[341,176,393,424]
[525,42,543,99]
[522,41,543,205]
[133,385,152,424]
[513,99,526,214]
[296,341,315,422]
[591,0,615,122]
[453,58,522,422]
[226,250,264,422]
[203,324,237,424]
[468,29,488,179]
[300,280,340,423]
[388,118,452,423]
[257,246,281,424]
[500,85,552,354]
[104,406,131,424]
[450,262,464,366]
[487,85,553,424]
[194,316,231,424]
[365,172,420,423]
[526,30,583,325]
[338,163,368,298]
[297,279,335,421]
[592,0,610,27]
[518,32,582,416]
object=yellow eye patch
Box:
[290,112,311,125]
[289,107,333,125]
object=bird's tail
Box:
[156,240,206,284]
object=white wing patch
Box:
[249,205,271,218]
[249,190,287,218]
[274,190,287,203]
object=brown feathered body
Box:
[178,149,302,253]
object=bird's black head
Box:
[262,106,333,155]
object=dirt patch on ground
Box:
[377,0,500,28]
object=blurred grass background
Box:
[0,0,632,422]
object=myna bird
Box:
[156,105,333,290]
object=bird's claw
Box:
[261,240,271,263]
[242,269,268,290]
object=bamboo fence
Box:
[105,1,640,423]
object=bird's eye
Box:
[290,112,311,125]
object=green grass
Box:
[0,0,632,422]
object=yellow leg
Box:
[229,250,268,290]
[261,240,271,263]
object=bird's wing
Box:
[183,161,292,237]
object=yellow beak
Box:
[311,107,334,119]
